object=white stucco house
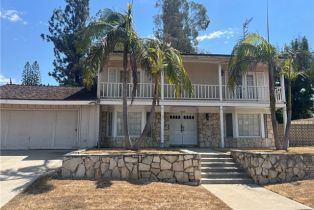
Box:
[0,53,286,150]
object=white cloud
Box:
[197,28,236,41]
[0,74,17,85]
[0,9,26,24]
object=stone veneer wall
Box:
[100,112,170,148]
[225,114,274,148]
[61,151,201,185]
[198,113,220,147]
[231,150,314,184]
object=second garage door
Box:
[1,110,78,149]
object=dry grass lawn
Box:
[82,148,184,155]
[265,179,314,208]
[247,146,314,154]
[2,176,231,210]
[216,146,314,154]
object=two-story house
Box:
[0,53,286,150]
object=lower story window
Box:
[238,114,260,137]
[117,112,142,136]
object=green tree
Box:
[22,62,32,85]
[154,0,210,53]
[79,4,141,148]
[228,33,282,149]
[21,61,41,86]
[31,61,41,85]
[135,39,192,147]
[284,37,314,119]
[41,0,89,86]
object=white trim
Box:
[218,64,223,101]
[0,100,96,105]
[97,67,101,98]
[99,99,285,108]
[141,111,146,132]
[160,70,165,147]
[232,112,238,138]
[260,113,265,138]
[280,74,286,102]
[95,104,100,147]
[283,106,287,133]
[219,106,224,148]
[113,111,117,137]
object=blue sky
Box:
[1,0,313,85]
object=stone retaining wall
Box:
[61,151,201,185]
[231,150,314,184]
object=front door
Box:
[169,113,197,145]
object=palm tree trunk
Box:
[123,43,132,149]
[283,79,292,150]
[268,62,281,149]
[135,76,159,149]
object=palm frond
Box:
[228,33,274,87]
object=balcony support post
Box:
[218,64,223,101]
[219,106,225,148]
[97,67,101,98]
[283,106,287,133]
[160,70,165,147]
[280,73,286,102]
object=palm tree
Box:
[78,4,140,148]
[228,33,283,149]
[280,50,306,149]
[134,39,192,148]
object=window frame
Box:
[237,113,262,138]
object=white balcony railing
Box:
[223,85,269,101]
[100,82,284,102]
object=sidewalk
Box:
[202,184,312,210]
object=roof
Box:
[112,50,231,57]
[0,85,96,101]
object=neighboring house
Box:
[0,53,286,150]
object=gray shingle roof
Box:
[0,85,96,100]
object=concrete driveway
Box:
[0,150,70,208]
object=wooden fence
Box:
[279,118,314,146]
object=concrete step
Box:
[201,172,250,179]
[201,166,243,173]
[201,178,254,184]
[201,157,234,162]
[200,153,230,158]
[201,162,237,167]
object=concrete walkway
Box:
[0,150,69,208]
[203,184,313,210]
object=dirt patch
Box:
[2,176,231,210]
[265,179,314,208]
[81,148,185,155]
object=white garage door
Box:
[1,110,78,149]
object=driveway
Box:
[0,150,70,208]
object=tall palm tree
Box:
[134,39,192,148]
[280,50,306,149]
[78,4,140,148]
[228,33,283,149]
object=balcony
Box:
[100,82,284,102]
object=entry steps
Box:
[200,152,253,184]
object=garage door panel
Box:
[1,109,78,149]
[54,110,78,148]
[6,111,32,149]
[29,111,55,149]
